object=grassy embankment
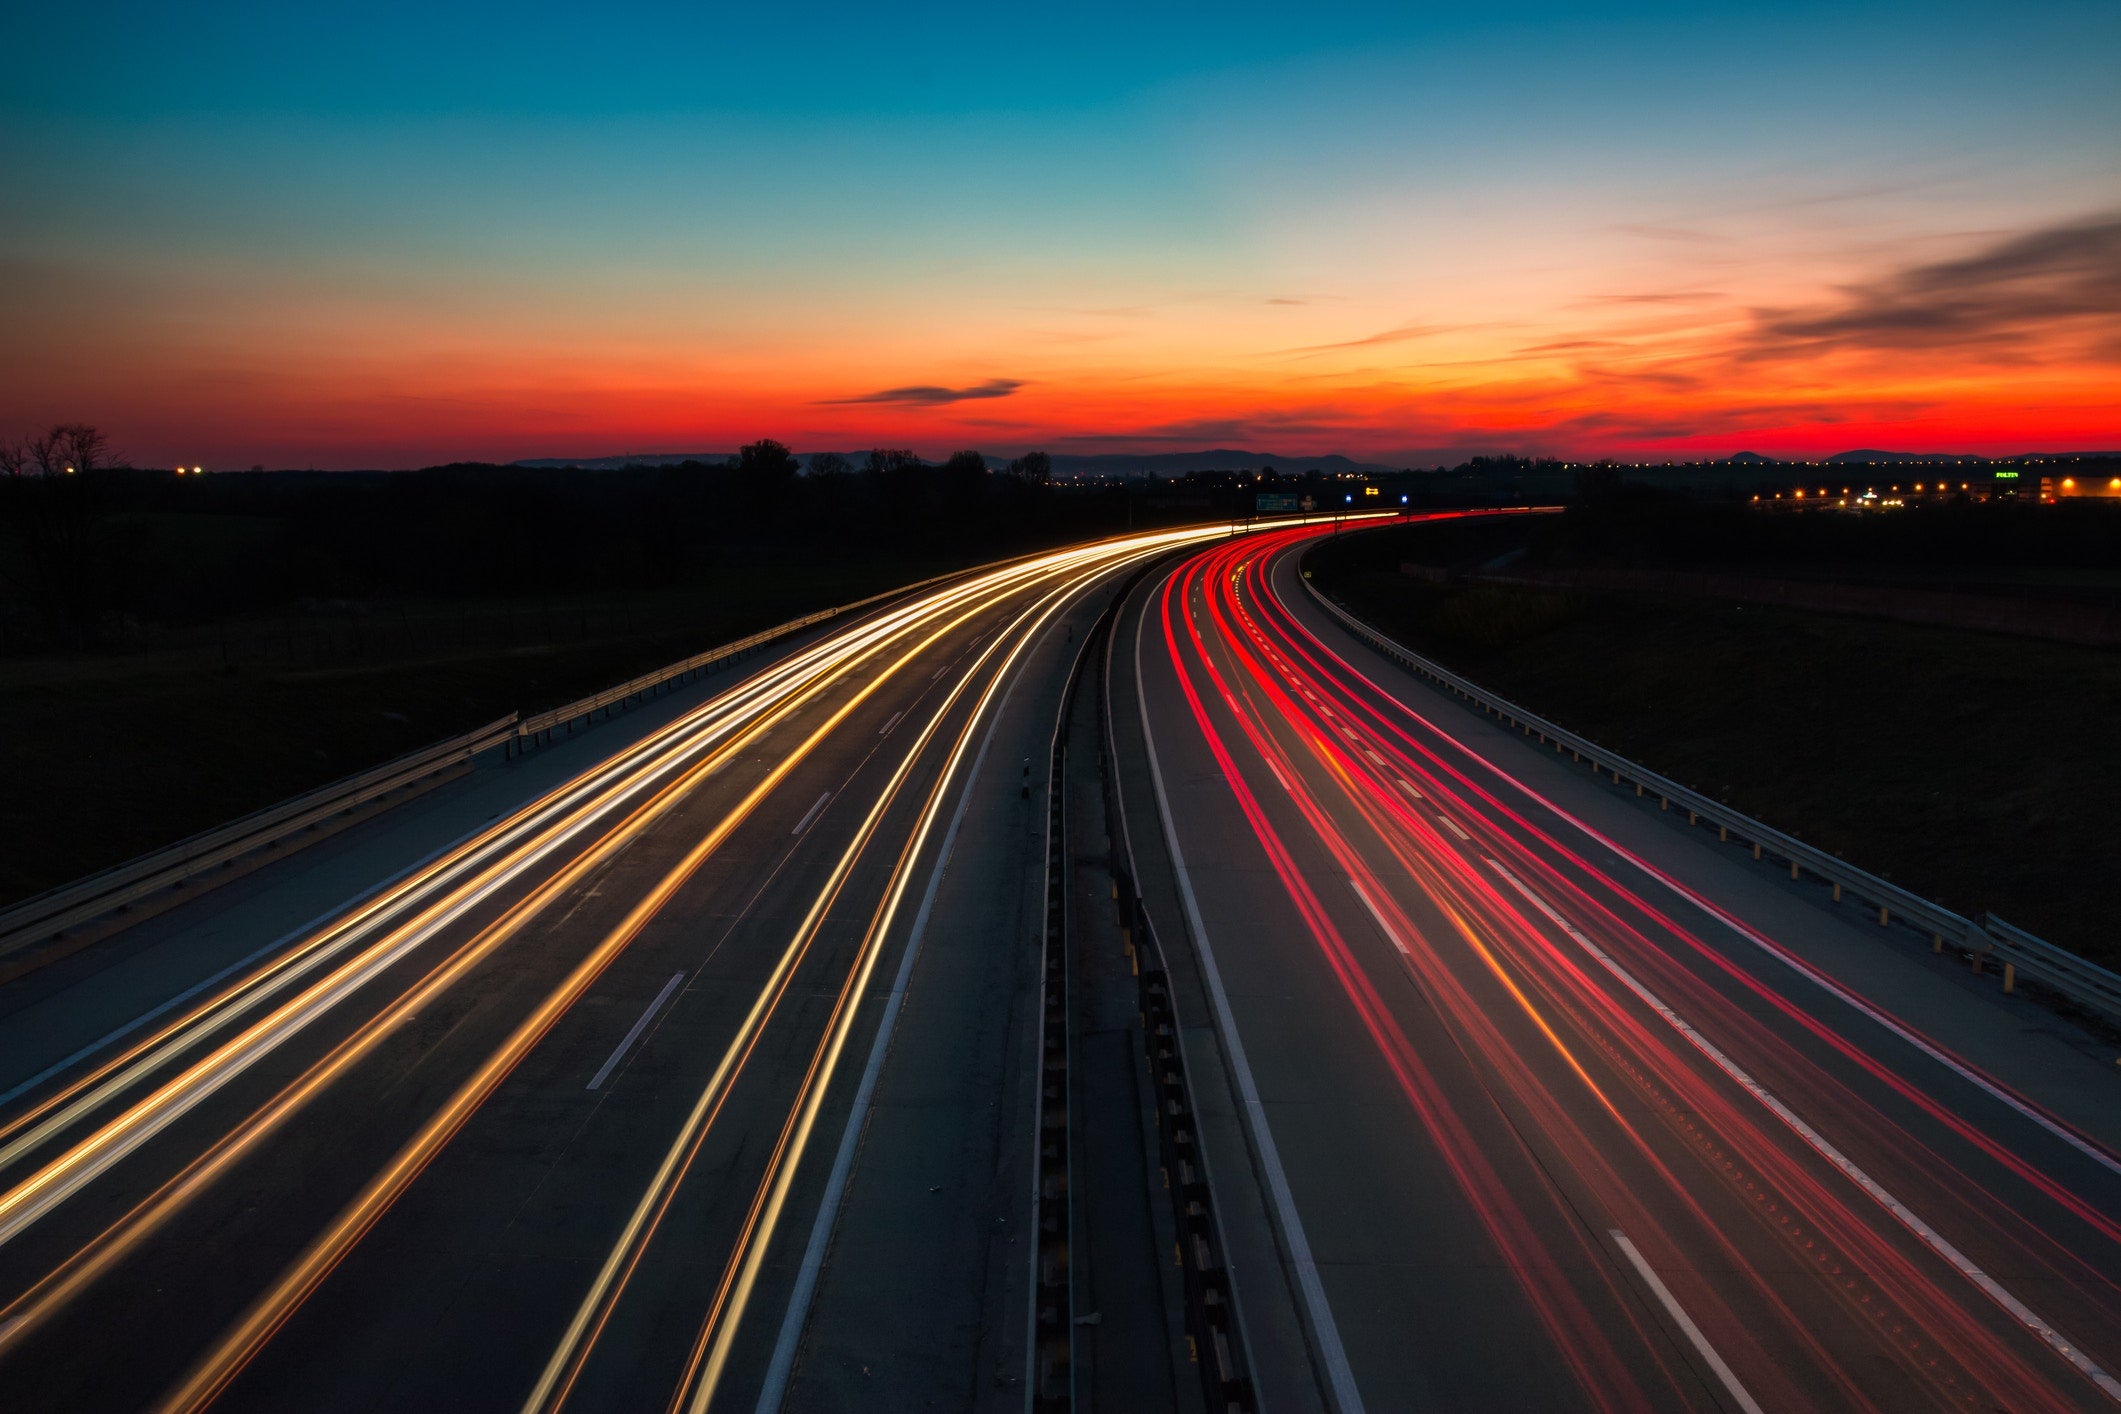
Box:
[0,549,970,909]
[1306,518,2120,969]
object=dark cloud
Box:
[824,378,1025,405]
[1517,338,1621,354]
[1742,213,2121,361]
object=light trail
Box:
[1128,521,2121,1410]
[0,520,1258,1410]
[517,570,1094,1413]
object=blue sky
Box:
[3,1,2115,465]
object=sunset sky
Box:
[3,1,2116,468]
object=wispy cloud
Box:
[1740,213,2121,361]
[1614,223,1719,243]
[1278,322,1463,356]
[1052,408,1370,445]
[823,378,1025,405]
[1582,290,1727,306]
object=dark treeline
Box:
[0,443,1242,654]
[1544,471,2121,580]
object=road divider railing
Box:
[1304,581,2121,1029]
[0,714,516,977]
[1095,569,1259,1414]
[0,566,987,982]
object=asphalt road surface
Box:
[4,513,2118,1413]
[1111,519,2121,1412]
[0,524,1237,1413]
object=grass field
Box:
[0,549,970,909]
[1307,524,2121,970]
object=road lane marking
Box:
[1434,813,1472,841]
[1135,602,1366,1414]
[1279,594,2121,1181]
[1608,1228,1764,1414]
[1347,878,1412,956]
[1487,858,2121,1405]
[1396,779,1423,800]
[756,566,1103,1411]
[790,792,831,836]
[1362,749,1385,766]
[586,973,685,1091]
[878,710,903,735]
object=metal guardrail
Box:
[1303,581,2121,1027]
[1983,913,2121,1024]
[0,714,516,961]
[1096,564,1259,1414]
[0,564,990,973]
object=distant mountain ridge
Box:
[512,447,1406,476]
[1726,449,2115,465]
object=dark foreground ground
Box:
[1307,518,2121,969]
[0,551,969,907]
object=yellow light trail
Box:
[134,523,1239,1412]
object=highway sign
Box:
[1256,493,1300,515]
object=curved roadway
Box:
[1111,518,2121,1412]
[3,514,2118,1413]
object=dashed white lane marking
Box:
[1487,858,2121,1406]
[1348,878,1413,956]
[1609,1228,1765,1414]
[790,791,831,836]
[1396,779,1423,801]
[878,711,903,735]
[587,972,686,1091]
[1435,813,1472,841]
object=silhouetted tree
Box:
[864,448,922,477]
[28,429,63,477]
[0,438,25,478]
[806,451,852,478]
[22,424,109,476]
[1008,450,1051,487]
[939,449,988,518]
[59,424,110,474]
[735,438,800,521]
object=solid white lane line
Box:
[1487,858,2121,1405]
[878,711,903,735]
[790,792,832,837]
[755,574,1098,1412]
[1347,879,1412,956]
[1137,600,1367,1414]
[1282,572,2121,1181]
[586,973,686,1092]
[1435,813,1472,842]
[1608,1228,1765,1414]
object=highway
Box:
[1110,519,2121,1411]
[3,510,2118,1412]
[0,524,1240,1413]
